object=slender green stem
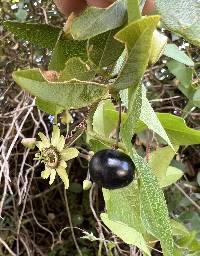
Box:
[181,100,196,119]
[115,100,122,149]
[87,130,126,152]
[54,114,58,125]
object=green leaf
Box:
[88,29,124,68]
[121,84,173,148]
[36,98,64,115]
[127,0,141,23]
[115,16,160,52]
[173,246,183,256]
[188,253,200,256]
[120,88,174,255]
[15,8,28,22]
[13,69,108,109]
[4,21,60,49]
[178,84,196,100]
[95,99,200,147]
[149,146,179,187]
[171,219,190,237]
[59,57,95,81]
[155,0,200,47]
[49,33,87,71]
[101,213,151,256]
[114,15,160,90]
[176,231,197,249]
[132,154,174,256]
[167,60,193,88]
[112,49,127,77]
[164,44,194,67]
[156,113,200,146]
[161,166,183,187]
[93,100,126,138]
[92,100,115,138]
[121,84,142,147]
[135,113,200,146]
[192,88,200,108]
[103,182,144,233]
[149,30,168,64]
[71,0,127,40]
[149,146,176,179]
[140,85,172,148]
[88,139,110,153]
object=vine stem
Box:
[175,183,200,211]
[64,188,83,256]
[54,114,58,125]
[89,184,108,255]
[114,100,122,150]
[181,100,196,119]
[87,130,126,152]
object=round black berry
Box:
[89,149,135,189]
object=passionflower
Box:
[35,125,79,189]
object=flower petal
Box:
[61,148,79,161]
[38,132,50,148]
[51,125,60,147]
[59,159,67,169]
[57,135,65,152]
[49,169,56,185]
[41,167,51,179]
[57,167,69,189]
[36,141,44,151]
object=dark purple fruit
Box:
[89,149,135,189]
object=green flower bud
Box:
[61,110,73,125]
[83,180,92,191]
[21,138,36,149]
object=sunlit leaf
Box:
[149,30,168,64]
[101,213,151,256]
[140,85,172,148]
[167,60,193,88]
[13,69,108,109]
[71,0,127,40]
[171,219,190,237]
[59,57,95,81]
[135,113,200,146]
[155,0,200,47]
[164,44,194,66]
[149,146,176,179]
[93,100,126,138]
[127,0,141,23]
[162,166,183,187]
[155,113,200,146]
[114,16,160,90]
[121,84,172,148]
[36,98,64,115]
[121,84,142,149]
